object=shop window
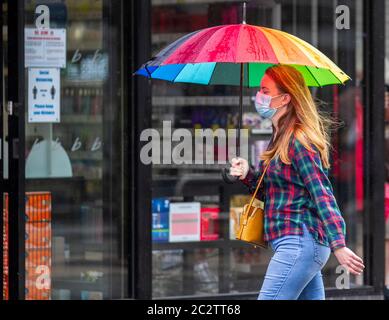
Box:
[150,0,365,298]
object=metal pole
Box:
[237,62,244,157]
[221,1,246,183]
[238,1,247,155]
[242,2,247,24]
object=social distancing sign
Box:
[28,68,60,123]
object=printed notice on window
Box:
[28,68,60,123]
[25,28,66,68]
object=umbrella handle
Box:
[221,166,239,184]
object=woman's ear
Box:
[284,93,292,105]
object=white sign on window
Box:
[25,28,66,68]
[28,68,60,123]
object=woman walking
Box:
[230,65,364,300]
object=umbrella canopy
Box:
[134,24,351,87]
[133,12,351,183]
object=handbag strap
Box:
[247,160,271,208]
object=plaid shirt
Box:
[242,134,347,252]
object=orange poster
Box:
[3,192,52,300]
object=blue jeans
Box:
[258,223,331,300]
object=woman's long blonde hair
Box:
[260,64,340,169]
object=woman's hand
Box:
[230,157,249,180]
[333,247,365,275]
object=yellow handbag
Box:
[235,161,270,249]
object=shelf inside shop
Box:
[70,151,102,160]
[67,44,103,51]
[61,115,102,124]
[152,96,254,107]
[58,255,104,265]
[152,239,255,250]
[62,80,104,87]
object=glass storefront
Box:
[150,0,365,298]
[2,0,128,300]
[25,0,127,300]
[0,0,387,300]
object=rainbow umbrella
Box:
[133,3,350,181]
[134,24,350,87]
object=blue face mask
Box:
[255,91,287,119]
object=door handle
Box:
[6,101,13,115]
[6,101,20,116]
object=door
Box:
[2,0,129,300]
[1,0,26,300]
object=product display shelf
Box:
[69,151,102,161]
[67,43,103,52]
[152,239,256,250]
[61,115,102,124]
[151,176,263,295]
[62,80,104,88]
[152,96,254,107]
